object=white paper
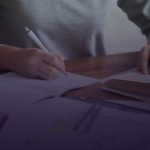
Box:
[1,97,150,150]
[0,97,93,149]
[0,82,51,114]
[90,107,150,150]
[0,72,99,96]
[109,99,150,111]
[102,71,150,83]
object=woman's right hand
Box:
[0,45,65,80]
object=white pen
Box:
[25,26,67,76]
[25,27,48,52]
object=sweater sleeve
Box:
[118,0,150,36]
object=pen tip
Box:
[63,71,68,76]
[25,27,30,32]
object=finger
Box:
[56,54,65,70]
[138,47,149,74]
[37,61,55,76]
[48,67,62,79]
[17,68,48,80]
[38,68,61,80]
[38,63,61,79]
[56,53,64,62]
[37,70,51,80]
[42,53,65,73]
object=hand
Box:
[138,42,150,74]
[1,46,65,80]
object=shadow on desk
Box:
[63,82,136,101]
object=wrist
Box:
[0,45,23,71]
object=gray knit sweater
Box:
[0,0,110,59]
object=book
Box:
[102,71,150,102]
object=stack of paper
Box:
[102,71,150,102]
[0,82,50,114]
[0,72,98,114]
[101,71,150,83]
[0,97,150,150]
[0,72,99,96]
[0,71,150,149]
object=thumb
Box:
[138,46,149,74]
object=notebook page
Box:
[0,82,51,114]
[1,97,150,150]
[0,97,92,149]
[0,72,99,96]
[102,71,150,83]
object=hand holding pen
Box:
[0,45,65,80]
[0,27,66,80]
[24,27,67,79]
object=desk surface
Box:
[65,52,139,79]
[65,52,139,100]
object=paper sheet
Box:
[102,71,150,83]
[0,97,92,149]
[1,97,150,150]
[0,82,51,114]
[0,72,99,96]
[101,71,150,102]
[89,107,150,150]
[109,99,150,112]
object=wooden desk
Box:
[65,52,139,78]
[64,52,139,100]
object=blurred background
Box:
[104,0,146,55]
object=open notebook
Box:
[102,71,150,102]
[0,72,99,114]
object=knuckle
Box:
[47,67,54,75]
[51,55,58,62]
[57,55,64,61]
[29,53,43,66]
[41,75,49,80]
[27,57,36,66]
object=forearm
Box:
[0,45,23,71]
